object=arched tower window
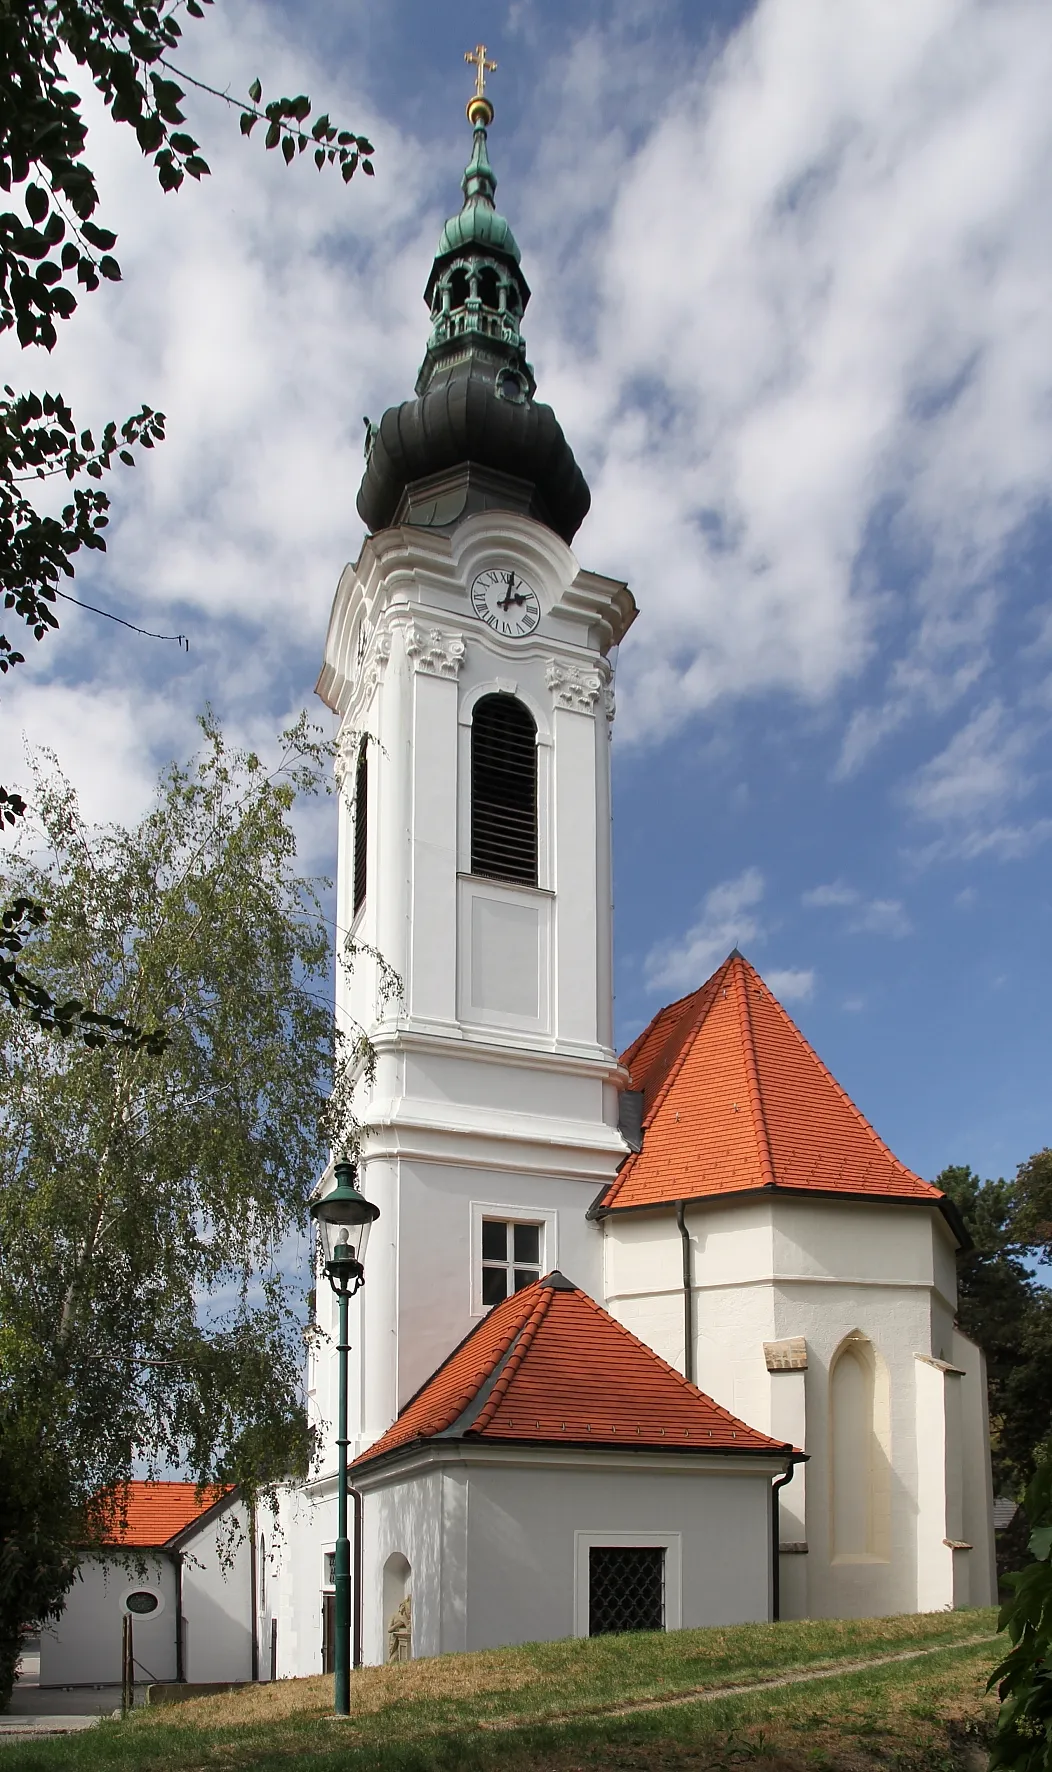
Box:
[477,266,499,310]
[829,1331,891,1562]
[471,694,537,886]
[353,738,368,916]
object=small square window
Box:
[588,1547,665,1635]
[323,1552,335,1588]
[480,1216,542,1307]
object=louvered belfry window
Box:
[471,694,537,886]
[352,738,368,916]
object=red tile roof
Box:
[354,1272,794,1470]
[604,951,944,1214]
[91,1481,231,1547]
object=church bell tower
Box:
[315,60,636,1457]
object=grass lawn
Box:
[11,1608,1000,1771]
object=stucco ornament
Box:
[546,659,603,712]
[405,625,466,679]
[359,628,392,701]
[334,725,362,790]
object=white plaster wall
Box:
[272,1481,337,1680]
[39,1553,176,1686]
[180,1501,254,1685]
[603,1195,992,1622]
[953,1329,997,1607]
[357,1450,777,1662]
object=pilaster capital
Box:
[405,624,466,679]
[546,658,603,713]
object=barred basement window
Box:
[353,738,368,916]
[481,1218,541,1306]
[588,1547,665,1636]
[471,694,537,885]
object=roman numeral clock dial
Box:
[470,568,541,638]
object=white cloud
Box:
[765,967,816,1003]
[802,882,857,909]
[905,701,1032,824]
[528,0,1052,753]
[802,880,911,936]
[643,866,763,992]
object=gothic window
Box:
[588,1547,664,1635]
[471,694,537,886]
[352,738,368,916]
[829,1331,891,1561]
[480,1218,542,1305]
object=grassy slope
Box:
[12,1609,1000,1772]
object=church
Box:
[268,70,996,1674]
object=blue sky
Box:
[4,0,1052,1189]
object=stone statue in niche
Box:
[387,1594,411,1663]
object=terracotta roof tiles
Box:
[603,952,943,1214]
[91,1480,231,1547]
[354,1272,793,1470]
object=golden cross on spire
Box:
[465,43,497,100]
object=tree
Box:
[0,716,361,1703]
[938,1163,1052,1497]
[989,1448,1052,1772]
[0,0,374,1039]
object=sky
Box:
[4,0,1052,1188]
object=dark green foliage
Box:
[937,1164,1052,1495]
[0,717,360,1706]
[0,1398,80,1708]
[989,1450,1052,1772]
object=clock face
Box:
[470,568,541,638]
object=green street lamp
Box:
[311,1158,379,1717]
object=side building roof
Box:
[89,1480,233,1548]
[353,1271,796,1474]
[602,951,953,1222]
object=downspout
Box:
[352,1486,364,1669]
[675,1200,694,1385]
[170,1551,185,1683]
[771,1466,795,1622]
[249,1500,259,1682]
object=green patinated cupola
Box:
[356,55,590,545]
[420,117,534,403]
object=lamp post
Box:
[311,1158,379,1717]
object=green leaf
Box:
[25,185,48,225]
[1029,1525,1052,1561]
[98,257,121,282]
[362,161,374,177]
[281,134,295,165]
[265,121,281,151]
[249,78,263,103]
[239,113,257,136]
[81,222,118,251]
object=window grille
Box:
[471,695,537,886]
[588,1547,665,1636]
[481,1218,541,1306]
[353,739,368,915]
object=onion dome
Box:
[357,89,590,544]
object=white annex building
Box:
[263,85,997,1672]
